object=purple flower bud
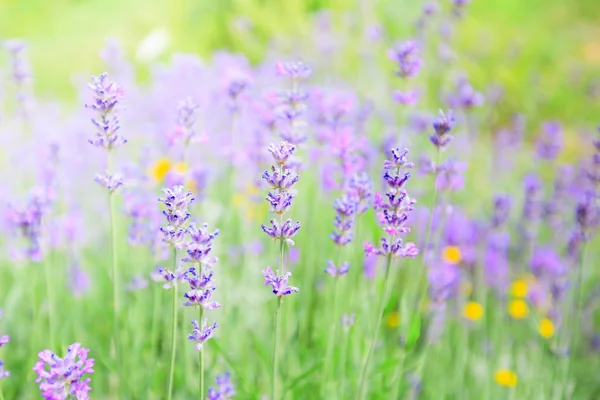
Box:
[158,186,194,246]
[188,318,218,351]
[392,90,419,105]
[388,40,422,78]
[266,190,296,214]
[430,110,455,149]
[347,173,373,214]
[33,342,95,400]
[175,97,200,145]
[325,260,350,277]
[261,219,301,246]
[276,61,312,79]
[207,372,235,399]
[94,172,123,192]
[341,313,356,331]
[262,167,299,191]
[262,267,299,296]
[535,121,563,160]
[86,73,126,150]
[181,223,219,266]
[267,142,297,166]
[152,266,192,290]
[491,194,511,228]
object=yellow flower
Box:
[463,301,484,321]
[538,318,554,339]
[510,280,528,298]
[442,246,462,264]
[494,369,518,387]
[173,162,187,174]
[151,158,171,182]
[385,311,400,328]
[508,299,529,319]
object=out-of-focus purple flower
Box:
[171,97,200,146]
[484,249,509,292]
[392,90,419,105]
[188,318,218,351]
[341,313,356,332]
[491,194,511,229]
[331,194,358,246]
[288,247,300,265]
[531,247,567,278]
[86,73,126,150]
[5,188,48,262]
[435,159,466,191]
[94,172,123,192]
[388,40,422,78]
[347,172,373,214]
[535,121,563,160]
[69,265,92,299]
[275,61,312,79]
[207,372,235,400]
[430,110,455,150]
[33,342,95,400]
[262,267,299,296]
[363,254,378,279]
[0,325,8,379]
[125,275,148,291]
[447,79,484,109]
[324,260,350,277]
[428,262,459,302]
[453,0,471,17]
[152,265,193,290]
[5,39,32,116]
[158,186,194,247]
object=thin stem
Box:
[199,305,204,400]
[322,246,343,394]
[167,247,178,400]
[198,262,205,400]
[357,251,394,400]
[108,150,120,380]
[43,249,56,350]
[272,297,283,400]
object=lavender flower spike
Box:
[33,342,95,400]
[94,172,123,192]
[158,186,195,247]
[0,327,9,379]
[188,318,218,351]
[263,267,299,296]
[207,372,235,400]
[86,73,126,150]
[430,109,455,150]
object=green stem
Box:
[43,249,56,350]
[357,251,394,400]
[198,262,205,400]
[339,331,350,399]
[322,246,343,394]
[199,306,204,400]
[108,149,121,389]
[167,247,178,400]
[272,297,283,400]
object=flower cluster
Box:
[325,261,350,277]
[430,110,456,150]
[158,186,195,247]
[535,121,563,160]
[206,372,235,400]
[388,40,422,79]
[347,172,373,215]
[5,189,47,261]
[188,318,218,351]
[33,342,95,400]
[364,148,419,259]
[276,61,311,145]
[86,73,126,150]
[331,194,357,246]
[261,142,301,247]
[5,39,32,115]
[262,267,299,296]
[174,97,200,145]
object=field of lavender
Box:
[1,1,600,399]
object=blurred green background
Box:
[1,0,599,126]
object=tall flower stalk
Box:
[158,186,194,400]
[261,142,301,400]
[358,148,419,399]
[86,73,126,383]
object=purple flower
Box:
[262,167,299,191]
[125,275,148,291]
[86,73,126,150]
[94,172,123,192]
[347,172,373,214]
[364,238,419,259]
[265,191,296,214]
[428,262,459,302]
[261,219,301,246]
[69,265,91,299]
[392,90,419,105]
[158,186,195,247]
[276,61,312,79]
[0,331,8,379]
[5,188,47,262]
[267,142,297,166]
[5,39,32,116]
[207,372,235,400]
[188,318,218,351]
[341,313,356,331]
[151,266,193,289]
[491,194,511,229]
[331,194,357,246]
[262,267,299,296]
[181,223,220,267]
[175,97,200,145]
[430,110,455,150]
[535,121,563,160]
[531,247,567,279]
[388,40,422,78]
[33,342,95,400]
[435,159,466,191]
[325,260,350,277]
[447,80,484,109]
